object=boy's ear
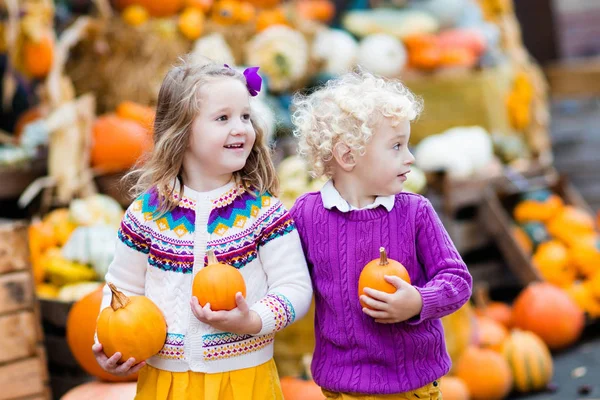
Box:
[333,143,356,172]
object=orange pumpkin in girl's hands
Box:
[192,250,246,311]
[358,247,411,309]
[97,283,167,363]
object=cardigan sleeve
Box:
[249,197,313,336]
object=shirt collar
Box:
[320,180,395,212]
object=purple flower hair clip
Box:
[224,64,262,97]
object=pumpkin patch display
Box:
[66,287,138,382]
[358,247,411,309]
[192,250,247,311]
[503,330,553,393]
[97,283,167,362]
[512,282,584,350]
[475,316,508,352]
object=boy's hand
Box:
[92,343,146,377]
[190,293,262,335]
[360,275,423,324]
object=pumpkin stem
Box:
[379,247,389,266]
[207,249,218,265]
[108,282,130,310]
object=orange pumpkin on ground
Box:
[475,316,508,352]
[477,301,513,329]
[112,0,184,16]
[512,282,584,350]
[532,240,576,287]
[358,247,410,309]
[23,33,54,79]
[440,376,470,400]
[454,346,513,400]
[503,330,553,393]
[91,114,153,173]
[409,47,442,70]
[280,377,323,399]
[192,250,246,311]
[66,287,138,382]
[97,283,167,362]
[61,381,137,400]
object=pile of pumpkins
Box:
[510,188,600,318]
[441,281,585,400]
[113,0,335,41]
[29,194,124,302]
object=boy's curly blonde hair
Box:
[291,69,423,178]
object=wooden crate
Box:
[478,170,591,285]
[38,298,95,399]
[0,220,51,400]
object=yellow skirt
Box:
[322,380,442,400]
[135,359,283,400]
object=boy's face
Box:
[353,117,415,196]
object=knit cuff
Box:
[406,286,441,325]
[250,301,277,336]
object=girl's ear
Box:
[333,142,356,172]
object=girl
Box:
[93,57,313,400]
[289,70,473,399]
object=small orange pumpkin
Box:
[296,0,335,23]
[280,377,323,400]
[440,376,470,400]
[408,47,442,70]
[116,101,155,130]
[512,282,584,350]
[185,0,213,12]
[513,192,563,223]
[91,114,153,173]
[532,240,576,287]
[255,8,288,32]
[23,33,54,79]
[62,381,137,400]
[565,281,600,318]
[475,316,508,352]
[178,7,206,40]
[546,206,595,246]
[454,346,513,400]
[192,250,246,311]
[97,283,167,363]
[66,287,138,382]
[569,236,600,278]
[358,247,410,309]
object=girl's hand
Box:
[92,343,146,377]
[190,293,262,335]
[360,275,423,324]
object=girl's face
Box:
[184,78,256,185]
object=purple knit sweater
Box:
[289,192,472,394]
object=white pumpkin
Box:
[69,194,123,229]
[61,225,117,278]
[343,9,439,39]
[191,33,236,66]
[357,34,407,78]
[312,28,358,75]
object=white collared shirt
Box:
[320,180,395,212]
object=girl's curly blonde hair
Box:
[125,55,278,216]
[291,69,423,178]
